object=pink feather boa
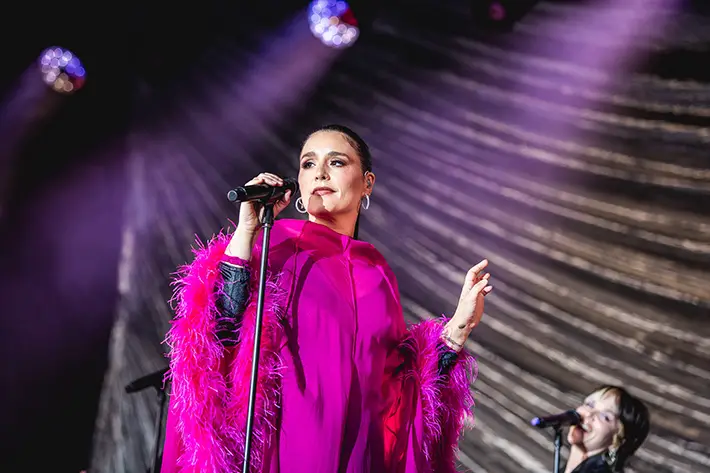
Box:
[165,232,286,473]
[400,318,477,472]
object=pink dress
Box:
[162,219,476,473]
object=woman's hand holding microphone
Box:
[225,173,293,261]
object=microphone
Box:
[125,368,169,394]
[530,410,581,429]
[227,177,298,203]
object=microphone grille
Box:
[283,177,299,192]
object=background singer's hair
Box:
[306,124,373,240]
[592,385,650,472]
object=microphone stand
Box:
[532,412,578,473]
[151,387,169,473]
[553,427,562,473]
[124,367,170,473]
[242,201,275,473]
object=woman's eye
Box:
[302,161,314,169]
[330,159,345,167]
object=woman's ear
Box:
[364,172,376,193]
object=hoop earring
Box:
[295,197,307,214]
[362,194,370,210]
[605,447,618,467]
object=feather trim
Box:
[400,317,477,472]
[165,232,286,473]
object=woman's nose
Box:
[577,406,591,421]
[315,166,329,180]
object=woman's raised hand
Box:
[442,259,493,351]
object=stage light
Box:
[308,0,360,49]
[38,47,86,94]
[470,0,540,32]
[488,2,507,21]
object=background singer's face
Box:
[298,130,368,220]
[568,389,622,454]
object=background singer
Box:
[161,124,494,472]
[565,385,650,473]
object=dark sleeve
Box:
[396,342,459,377]
[215,261,251,347]
[437,344,460,377]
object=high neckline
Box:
[276,218,375,255]
[280,218,354,241]
[302,219,353,251]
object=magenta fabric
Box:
[222,254,250,267]
[162,219,476,473]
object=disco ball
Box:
[308,0,360,49]
[38,47,86,94]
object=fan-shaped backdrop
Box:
[91,1,710,472]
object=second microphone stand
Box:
[552,426,562,473]
[124,367,170,473]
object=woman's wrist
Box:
[442,318,472,352]
[225,227,257,260]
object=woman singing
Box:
[565,385,650,473]
[161,124,493,473]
